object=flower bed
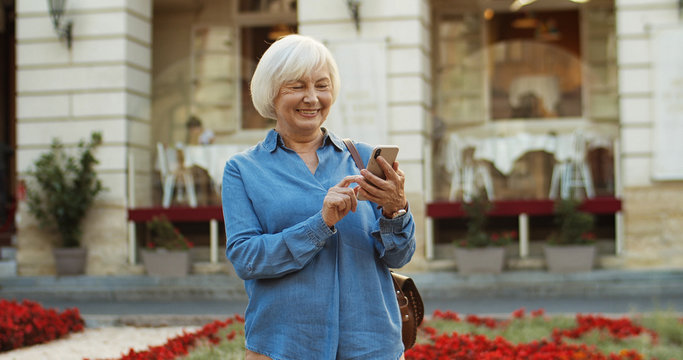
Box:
[0,299,84,352]
[108,314,245,360]
[110,309,683,360]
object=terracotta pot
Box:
[141,249,190,277]
[52,248,87,276]
[454,247,505,274]
[543,244,596,273]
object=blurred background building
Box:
[1,0,681,275]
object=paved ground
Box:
[2,269,682,326]
[34,294,683,327]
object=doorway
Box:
[0,0,15,246]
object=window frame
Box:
[229,0,297,141]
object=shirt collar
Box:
[262,128,345,153]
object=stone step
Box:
[0,246,16,260]
[0,260,17,277]
[1,270,682,302]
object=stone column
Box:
[616,0,683,268]
[15,0,152,275]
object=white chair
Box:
[157,142,197,208]
[449,146,495,202]
[549,131,595,200]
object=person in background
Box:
[184,116,215,204]
[186,116,215,145]
[222,34,415,360]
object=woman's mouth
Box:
[297,109,319,116]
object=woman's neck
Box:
[278,128,324,154]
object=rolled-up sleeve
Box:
[371,205,416,269]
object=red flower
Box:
[512,307,526,319]
[0,300,84,352]
[531,308,546,318]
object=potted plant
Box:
[454,194,515,274]
[141,215,194,276]
[544,198,597,272]
[25,132,104,276]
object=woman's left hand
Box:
[357,156,407,217]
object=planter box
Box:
[141,249,190,277]
[454,247,506,274]
[52,248,87,276]
[543,245,596,273]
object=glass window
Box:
[433,4,619,202]
[239,0,296,13]
[239,24,297,130]
[191,26,238,134]
[152,0,297,148]
[435,13,485,127]
[488,11,583,120]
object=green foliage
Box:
[25,132,104,248]
[461,194,492,248]
[547,198,596,245]
[146,215,193,250]
[183,324,245,360]
[455,195,515,248]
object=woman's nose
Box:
[302,87,318,104]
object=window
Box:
[191,26,238,134]
[434,6,618,126]
[239,24,297,130]
[432,4,618,202]
[236,0,297,130]
[152,0,297,147]
[488,11,583,120]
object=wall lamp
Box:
[346,0,361,33]
[48,0,72,49]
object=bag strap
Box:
[343,138,365,170]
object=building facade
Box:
[6,0,683,275]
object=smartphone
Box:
[358,145,399,201]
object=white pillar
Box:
[15,0,153,274]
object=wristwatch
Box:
[387,203,409,219]
[391,208,407,219]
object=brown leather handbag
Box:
[342,139,425,349]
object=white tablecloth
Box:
[446,131,613,175]
[183,144,250,189]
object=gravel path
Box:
[0,326,200,360]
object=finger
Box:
[349,187,358,211]
[328,187,358,213]
[337,175,362,188]
[358,177,383,200]
[376,156,393,175]
[360,168,384,188]
[376,156,400,181]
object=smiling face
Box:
[273,65,333,140]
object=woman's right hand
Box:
[322,175,361,228]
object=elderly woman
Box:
[222,34,415,360]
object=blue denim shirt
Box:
[222,129,416,360]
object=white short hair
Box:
[250,34,340,120]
